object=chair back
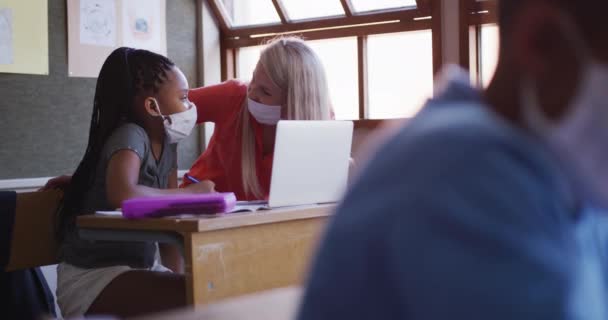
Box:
[5,190,63,271]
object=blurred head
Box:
[493,0,608,122]
[134,54,196,144]
[95,48,177,133]
[133,59,192,125]
[492,0,608,207]
[247,36,332,122]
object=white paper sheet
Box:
[121,0,162,52]
[0,8,13,65]
[80,0,117,47]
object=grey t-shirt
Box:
[60,123,177,269]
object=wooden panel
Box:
[224,8,431,38]
[469,0,498,25]
[195,0,205,86]
[224,19,432,48]
[77,204,334,233]
[459,0,470,69]
[473,0,498,15]
[416,0,432,11]
[183,217,327,305]
[195,205,333,232]
[340,0,353,17]
[205,0,231,33]
[221,44,236,81]
[271,0,289,24]
[78,215,201,233]
[357,37,368,119]
[431,0,443,75]
[6,190,63,271]
[469,13,498,26]
[133,287,301,320]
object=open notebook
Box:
[233,200,270,212]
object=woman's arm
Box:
[189,80,247,124]
[105,150,215,208]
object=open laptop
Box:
[238,120,353,209]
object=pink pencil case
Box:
[121,192,237,219]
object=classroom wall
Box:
[0,0,200,179]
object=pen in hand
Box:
[184,173,200,184]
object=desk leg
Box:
[182,217,326,306]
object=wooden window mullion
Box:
[271,0,290,24]
[357,36,368,119]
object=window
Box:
[367,30,433,119]
[307,38,359,120]
[236,45,263,80]
[206,0,441,120]
[350,0,417,13]
[467,0,498,87]
[219,0,280,27]
[479,24,498,87]
[281,0,345,21]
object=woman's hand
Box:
[39,175,72,191]
[185,180,216,194]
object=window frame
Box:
[463,0,498,86]
[203,0,443,120]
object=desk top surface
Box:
[77,204,334,233]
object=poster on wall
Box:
[68,0,167,78]
[0,8,13,65]
[122,0,163,53]
[80,0,117,47]
[0,0,48,75]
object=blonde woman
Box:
[42,37,334,200]
[181,36,333,199]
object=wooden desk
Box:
[132,287,302,320]
[77,205,332,306]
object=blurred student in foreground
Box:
[298,0,608,319]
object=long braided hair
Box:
[56,47,175,241]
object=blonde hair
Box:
[241,36,332,198]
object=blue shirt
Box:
[297,81,608,319]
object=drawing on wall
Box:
[80,0,117,47]
[121,0,162,52]
[69,0,165,77]
[0,8,13,65]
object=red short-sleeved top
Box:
[181,80,272,200]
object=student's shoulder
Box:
[109,122,148,142]
[103,122,149,159]
[332,104,566,248]
[382,104,541,174]
[348,103,559,215]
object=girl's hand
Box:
[185,180,216,193]
[39,175,72,191]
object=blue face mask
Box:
[247,97,282,125]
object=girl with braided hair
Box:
[55,47,212,318]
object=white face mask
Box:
[522,27,608,208]
[247,97,282,125]
[154,100,197,144]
